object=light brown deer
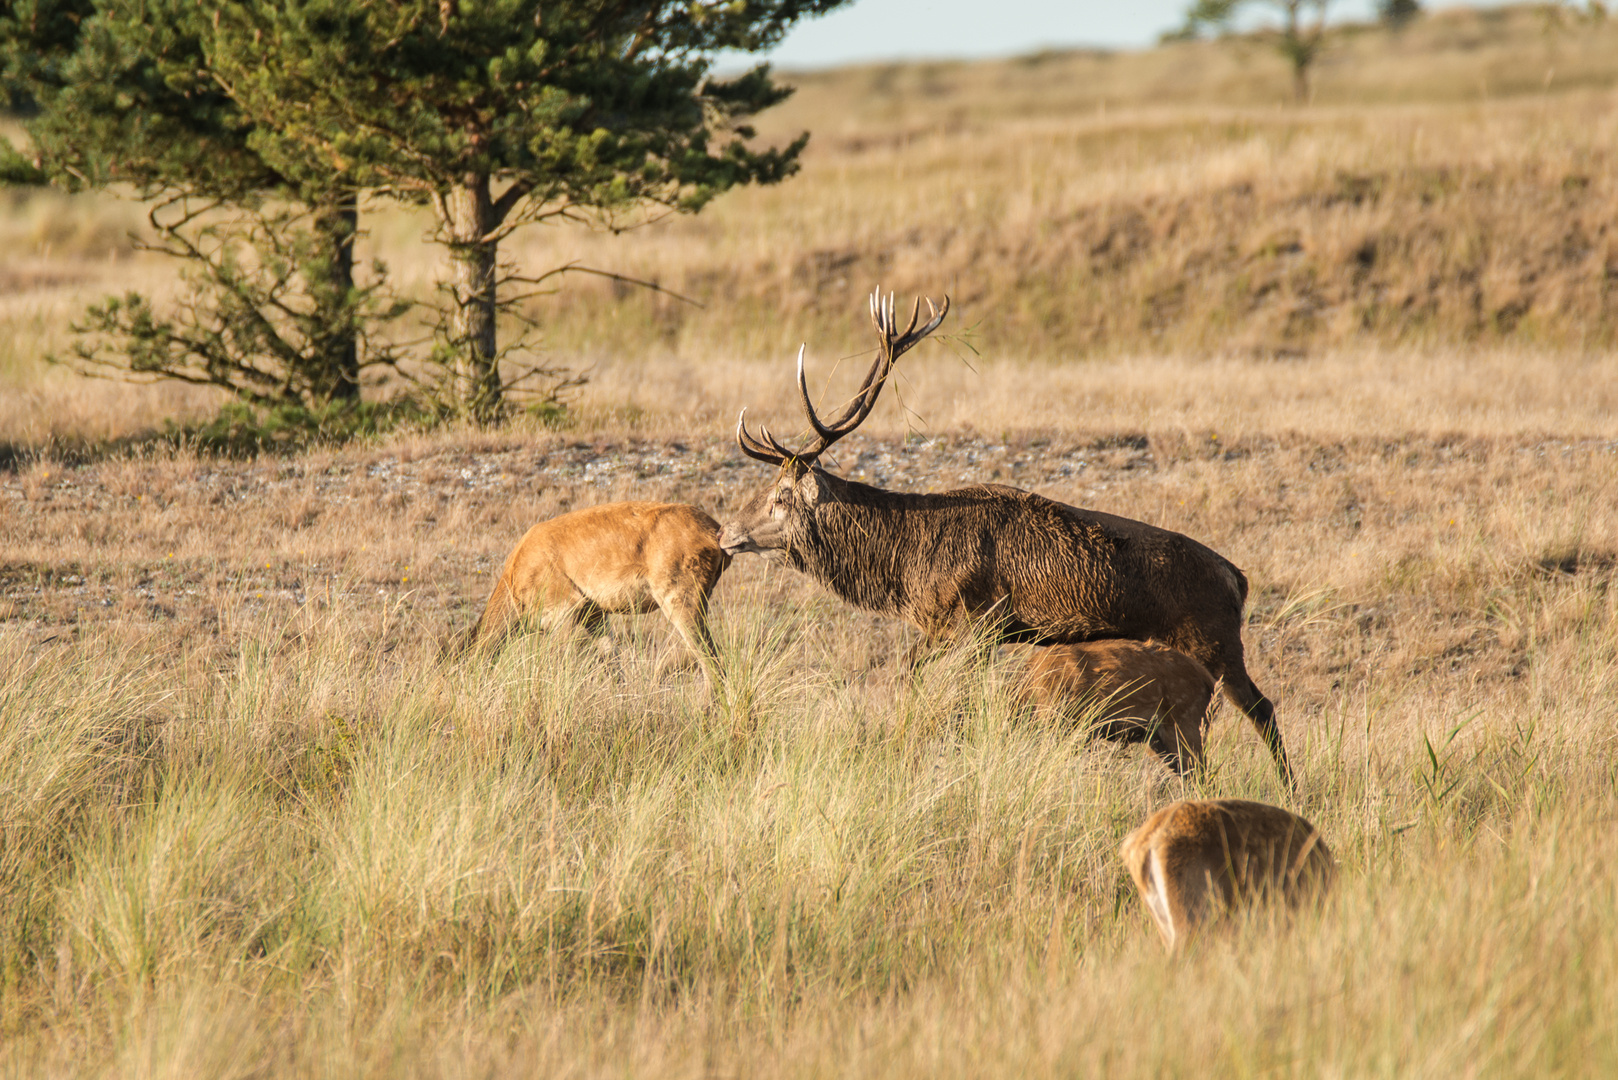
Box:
[719,289,1293,787]
[459,502,730,688]
[1119,799,1335,952]
[1016,640,1217,775]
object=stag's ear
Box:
[796,466,822,507]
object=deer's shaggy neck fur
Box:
[786,471,979,621]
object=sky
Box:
[760,0,1480,70]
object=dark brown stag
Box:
[718,290,1293,786]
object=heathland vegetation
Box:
[2,5,1618,1075]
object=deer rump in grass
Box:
[1017,640,1217,776]
[461,502,730,689]
[718,290,1292,785]
[1120,799,1335,952]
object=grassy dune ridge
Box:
[4,4,1618,1075]
[4,4,1618,444]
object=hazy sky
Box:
[762,0,1475,69]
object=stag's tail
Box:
[1220,555,1251,606]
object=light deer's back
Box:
[1120,799,1335,950]
[496,501,723,612]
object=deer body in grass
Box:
[1017,640,1217,775]
[718,290,1292,786]
[462,501,730,688]
[1120,799,1336,952]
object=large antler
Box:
[736,288,951,468]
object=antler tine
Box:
[736,408,790,466]
[869,290,923,352]
[758,421,799,460]
[796,343,835,444]
[888,294,950,358]
[898,296,921,344]
[869,287,945,346]
[799,341,889,445]
[736,408,772,460]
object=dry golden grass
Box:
[3,420,1615,1075]
[4,7,1618,1076]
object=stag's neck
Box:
[789,473,951,619]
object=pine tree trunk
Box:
[311,196,360,403]
[447,174,502,420]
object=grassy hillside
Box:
[4,3,1618,446]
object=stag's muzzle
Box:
[717,522,762,556]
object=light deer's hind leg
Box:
[531,578,614,659]
[460,578,520,657]
[646,546,727,692]
[575,602,616,656]
[655,590,722,691]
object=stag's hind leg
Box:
[1188,635,1293,787]
[1220,674,1292,789]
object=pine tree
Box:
[1377,0,1421,28]
[207,0,849,420]
[0,0,387,408]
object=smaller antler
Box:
[735,406,803,466]
[736,289,950,468]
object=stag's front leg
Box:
[899,598,988,677]
[899,624,973,678]
[900,631,946,677]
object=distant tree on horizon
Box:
[1378,0,1422,29]
[1182,0,1333,103]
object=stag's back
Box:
[941,485,1249,650]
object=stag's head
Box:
[718,290,950,558]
